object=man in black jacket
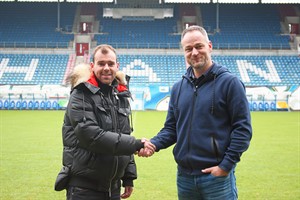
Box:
[55,44,155,200]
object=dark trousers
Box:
[66,186,121,200]
[67,186,109,200]
[110,186,121,200]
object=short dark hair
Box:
[92,44,117,62]
[181,25,210,43]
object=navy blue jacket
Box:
[151,62,252,175]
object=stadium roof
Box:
[0,0,299,3]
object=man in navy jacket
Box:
[140,25,252,200]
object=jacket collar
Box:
[84,73,118,95]
[87,73,99,87]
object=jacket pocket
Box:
[54,166,70,191]
[211,136,221,162]
[117,108,131,134]
[114,155,131,179]
[96,105,113,130]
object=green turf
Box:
[0,110,299,199]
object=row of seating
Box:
[0,54,299,86]
[0,2,293,49]
[96,3,290,49]
[0,54,69,85]
[0,99,290,111]
[0,100,62,110]
[249,101,289,111]
[0,2,75,44]
[201,4,291,49]
[249,101,276,111]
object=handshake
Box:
[137,138,156,157]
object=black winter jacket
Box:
[58,78,141,192]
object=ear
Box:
[90,62,94,69]
[116,62,120,70]
[208,41,213,53]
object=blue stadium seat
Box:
[28,101,33,110]
[16,101,21,110]
[46,101,51,110]
[258,102,264,111]
[52,101,59,110]
[270,102,276,111]
[34,101,39,110]
[10,101,15,110]
[252,102,258,111]
[22,101,27,109]
[264,102,270,111]
[248,102,253,111]
[3,100,9,109]
[40,101,45,110]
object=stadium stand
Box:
[0,2,76,48]
[0,54,70,85]
[0,2,293,49]
[0,1,299,111]
[0,53,298,87]
[201,4,291,49]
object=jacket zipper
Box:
[114,91,120,132]
[108,90,118,132]
[186,84,198,170]
[107,89,119,197]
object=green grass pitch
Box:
[0,110,299,199]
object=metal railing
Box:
[0,41,291,50]
[0,42,70,49]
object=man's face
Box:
[181,30,213,73]
[91,49,119,85]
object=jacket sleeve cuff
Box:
[135,139,144,151]
[150,139,160,152]
[122,179,134,187]
[219,158,236,172]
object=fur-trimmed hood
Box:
[67,63,132,99]
[67,63,92,89]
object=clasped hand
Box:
[137,138,156,157]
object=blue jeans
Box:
[177,170,238,200]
